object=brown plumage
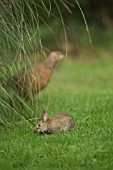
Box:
[11,51,63,99]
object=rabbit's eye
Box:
[38,124,41,127]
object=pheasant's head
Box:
[44,51,63,69]
[49,51,63,61]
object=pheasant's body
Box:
[11,51,63,99]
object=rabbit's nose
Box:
[34,125,38,131]
[34,127,39,133]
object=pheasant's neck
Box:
[44,58,57,69]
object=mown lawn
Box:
[0,56,113,170]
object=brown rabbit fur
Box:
[34,111,75,134]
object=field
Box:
[0,55,113,170]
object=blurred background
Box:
[0,0,113,57]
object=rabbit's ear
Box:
[41,111,48,122]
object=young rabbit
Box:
[34,111,75,133]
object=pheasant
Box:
[10,51,63,99]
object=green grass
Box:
[0,56,113,170]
